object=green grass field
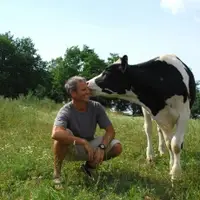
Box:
[1,96,200,200]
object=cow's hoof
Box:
[169,165,182,182]
[146,157,154,163]
[170,176,183,188]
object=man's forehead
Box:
[77,80,87,88]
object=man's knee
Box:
[110,143,122,157]
[53,140,68,155]
[53,140,64,148]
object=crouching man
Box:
[51,76,122,184]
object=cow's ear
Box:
[120,55,128,73]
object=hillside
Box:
[0,96,200,200]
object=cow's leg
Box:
[157,124,166,156]
[162,131,174,170]
[142,108,154,162]
[170,107,190,181]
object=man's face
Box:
[71,81,91,102]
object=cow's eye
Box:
[102,71,107,76]
[105,68,110,72]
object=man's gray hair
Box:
[64,76,86,95]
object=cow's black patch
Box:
[94,55,196,116]
[181,142,184,150]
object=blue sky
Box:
[1,0,200,81]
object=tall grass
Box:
[0,96,200,200]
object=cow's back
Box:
[129,54,195,116]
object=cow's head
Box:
[87,55,131,97]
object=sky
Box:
[1,0,200,81]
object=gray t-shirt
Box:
[53,100,112,140]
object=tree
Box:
[107,53,120,65]
[80,45,107,79]
[49,46,82,102]
[191,81,200,118]
[0,32,50,98]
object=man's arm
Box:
[52,126,94,162]
[96,103,116,148]
[93,103,116,165]
[101,124,115,147]
[51,126,87,146]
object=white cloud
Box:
[160,0,200,22]
[160,0,185,14]
[160,0,200,15]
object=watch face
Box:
[99,144,105,149]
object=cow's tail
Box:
[176,56,196,108]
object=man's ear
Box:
[120,55,128,73]
[70,90,76,99]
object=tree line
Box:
[0,31,200,118]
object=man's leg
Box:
[104,140,122,160]
[78,138,122,179]
[52,128,88,181]
[82,137,122,168]
[53,140,68,182]
[53,135,122,180]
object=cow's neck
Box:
[119,65,153,114]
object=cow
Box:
[86,54,196,182]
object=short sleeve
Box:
[96,103,112,129]
[53,106,68,129]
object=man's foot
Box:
[80,162,95,180]
[53,177,62,184]
[53,176,64,190]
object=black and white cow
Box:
[87,54,196,181]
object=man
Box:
[52,76,122,184]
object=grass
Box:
[0,95,200,200]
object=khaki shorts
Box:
[65,129,121,161]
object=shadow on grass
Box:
[82,168,172,200]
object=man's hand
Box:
[82,140,94,162]
[93,147,105,165]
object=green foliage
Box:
[0,31,200,116]
[191,81,200,118]
[107,53,120,65]
[0,32,51,98]
[1,98,200,199]
[80,45,107,79]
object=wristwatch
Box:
[98,144,106,150]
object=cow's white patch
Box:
[104,88,115,93]
[87,73,103,93]
[142,107,154,161]
[170,99,190,180]
[154,95,185,132]
[152,95,190,180]
[156,124,166,155]
[156,54,189,93]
